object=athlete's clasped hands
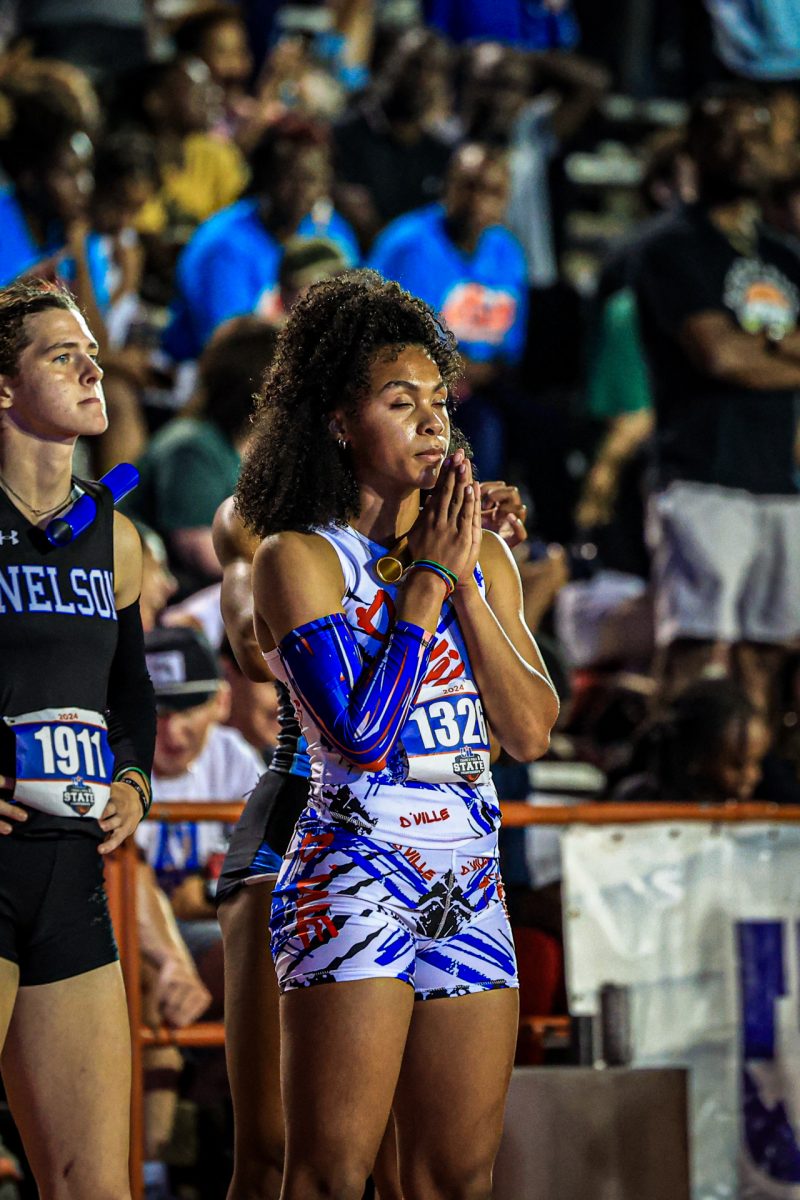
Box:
[408,447,482,589]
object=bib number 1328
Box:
[407,695,489,751]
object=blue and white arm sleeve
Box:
[277,612,434,771]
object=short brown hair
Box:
[0,281,80,375]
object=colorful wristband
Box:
[407,561,455,598]
[411,558,459,587]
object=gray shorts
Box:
[646,481,800,646]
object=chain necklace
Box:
[0,473,74,517]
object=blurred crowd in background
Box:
[3,0,800,1194]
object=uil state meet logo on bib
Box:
[62,777,96,816]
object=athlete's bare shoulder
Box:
[474,527,509,590]
[253,530,345,647]
[113,510,143,608]
[212,496,260,567]
[256,529,343,584]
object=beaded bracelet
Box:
[407,561,455,598]
[411,558,459,589]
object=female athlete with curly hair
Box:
[237,269,558,1200]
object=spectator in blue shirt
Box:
[369,144,527,365]
[461,41,609,289]
[369,143,527,476]
[164,116,359,361]
[0,79,94,287]
[0,74,113,346]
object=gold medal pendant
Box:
[375,555,404,584]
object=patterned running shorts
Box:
[270,818,518,1000]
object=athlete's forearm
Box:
[106,599,156,778]
[395,569,450,633]
[277,610,435,772]
[452,586,557,762]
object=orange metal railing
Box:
[105,839,145,1198]
[107,803,246,1199]
[107,798,800,1197]
[500,800,800,825]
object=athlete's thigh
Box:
[393,987,519,1198]
[2,962,131,1198]
[280,979,414,1181]
[218,881,283,1151]
[0,957,19,1053]
[372,1112,403,1200]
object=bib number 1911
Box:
[33,725,107,778]
[6,706,113,819]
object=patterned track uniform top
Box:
[266,524,501,849]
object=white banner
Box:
[563,822,800,1200]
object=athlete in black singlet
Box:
[213,498,307,1200]
[0,280,155,1198]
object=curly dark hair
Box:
[235,270,465,537]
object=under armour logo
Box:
[0,530,19,546]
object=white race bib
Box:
[400,692,490,785]
[4,706,113,819]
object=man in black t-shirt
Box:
[633,85,800,713]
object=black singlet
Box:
[269,681,308,777]
[215,683,310,903]
[0,479,118,838]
